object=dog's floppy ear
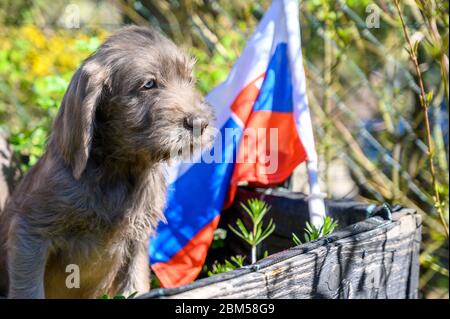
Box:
[53,60,108,179]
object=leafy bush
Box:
[0,25,107,171]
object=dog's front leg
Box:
[7,219,49,299]
[115,240,150,297]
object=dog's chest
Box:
[103,171,166,238]
[93,190,156,243]
[53,205,150,278]
[49,167,166,275]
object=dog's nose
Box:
[184,116,209,134]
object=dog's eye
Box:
[143,79,157,90]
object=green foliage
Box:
[230,198,275,246]
[207,255,246,277]
[150,273,161,290]
[211,228,227,249]
[292,216,338,246]
[192,48,232,95]
[229,198,275,263]
[0,25,105,172]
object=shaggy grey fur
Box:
[0,25,214,298]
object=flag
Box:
[150,0,326,288]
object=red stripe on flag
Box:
[230,74,265,124]
[224,111,307,207]
[151,215,221,288]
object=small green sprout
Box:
[211,228,227,249]
[292,216,338,246]
[229,198,276,263]
[207,255,246,276]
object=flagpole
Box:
[306,160,327,226]
[283,0,327,226]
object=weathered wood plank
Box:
[142,210,421,299]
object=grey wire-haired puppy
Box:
[0,26,214,298]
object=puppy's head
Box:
[52,26,215,179]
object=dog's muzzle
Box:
[183,116,209,135]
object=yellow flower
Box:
[49,36,65,54]
[56,52,79,71]
[21,25,47,49]
[31,54,53,77]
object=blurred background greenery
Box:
[0,0,448,298]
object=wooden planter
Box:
[142,187,421,299]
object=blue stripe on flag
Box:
[252,43,293,113]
